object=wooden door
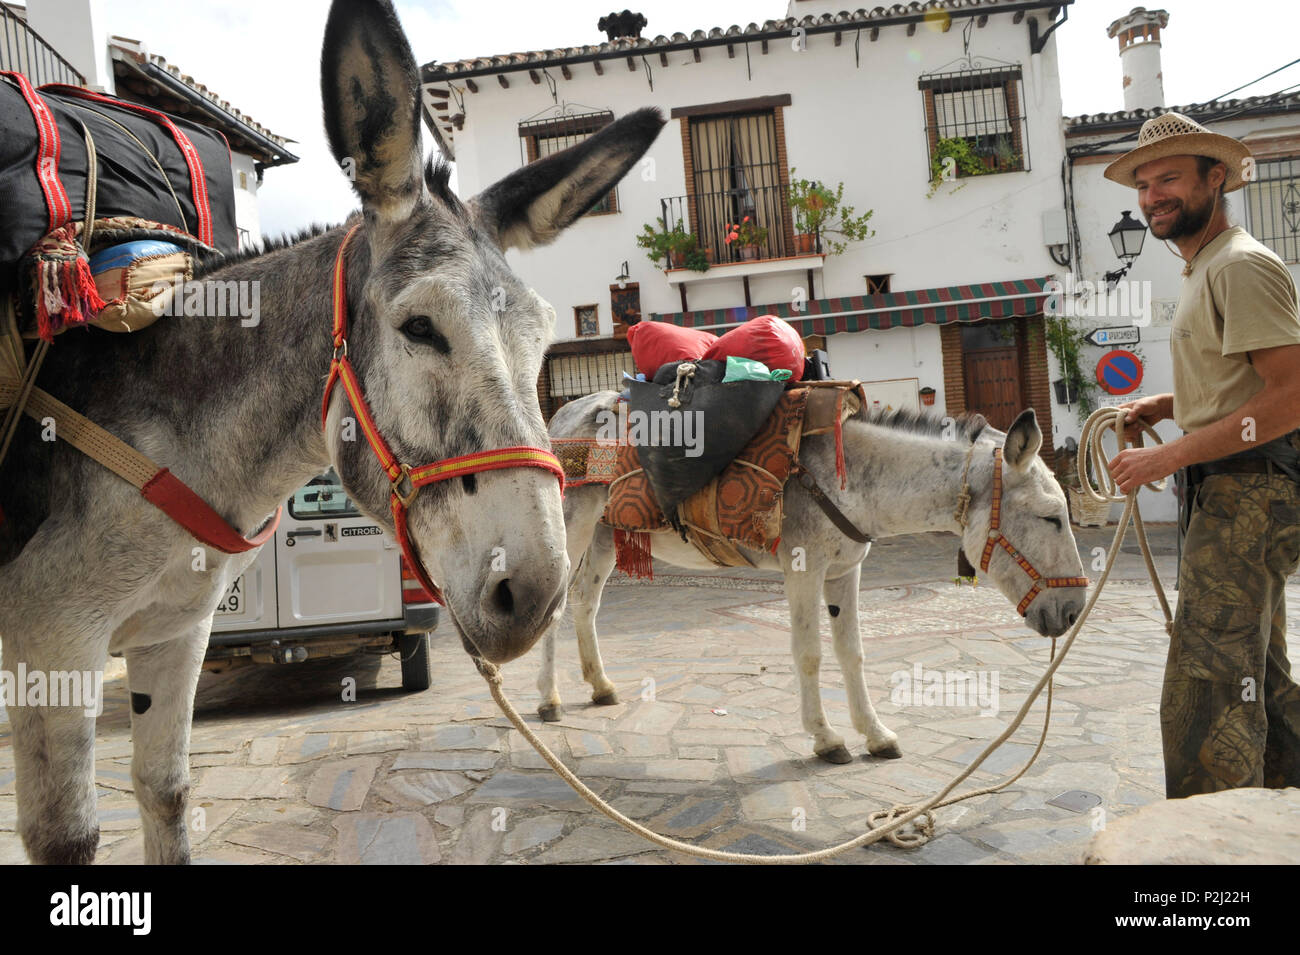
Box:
[961,321,1022,433]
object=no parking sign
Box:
[1096,349,1143,395]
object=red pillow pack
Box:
[627,320,717,377]
[703,315,804,382]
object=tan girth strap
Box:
[0,377,158,487]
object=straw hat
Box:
[1104,112,1253,192]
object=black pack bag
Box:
[803,348,831,381]
[0,74,238,269]
[627,359,786,534]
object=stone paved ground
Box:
[0,525,1293,865]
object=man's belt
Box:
[1189,457,1274,481]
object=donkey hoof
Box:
[591,690,620,706]
[538,703,563,722]
[815,744,854,765]
[870,740,904,760]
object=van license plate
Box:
[216,576,244,615]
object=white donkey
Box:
[0,0,662,863]
[538,393,1087,763]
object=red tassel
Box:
[34,256,107,342]
[613,529,654,580]
[74,255,108,317]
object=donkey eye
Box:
[1042,516,1063,530]
[402,315,450,354]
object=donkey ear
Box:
[469,107,665,251]
[1004,409,1043,470]
[321,0,423,223]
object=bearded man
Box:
[1104,112,1300,798]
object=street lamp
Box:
[1104,210,1147,288]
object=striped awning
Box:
[650,276,1052,334]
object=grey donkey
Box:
[0,0,663,863]
[538,396,1088,763]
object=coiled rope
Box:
[474,407,1174,862]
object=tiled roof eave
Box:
[420,0,1071,82]
[1065,92,1300,133]
[107,40,296,161]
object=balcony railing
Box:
[0,5,85,87]
[660,183,792,265]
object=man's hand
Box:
[1109,443,1180,495]
[1117,392,1174,444]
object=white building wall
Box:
[445,8,1068,372]
[229,151,261,247]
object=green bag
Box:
[721,355,792,383]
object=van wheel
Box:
[398,633,432,691]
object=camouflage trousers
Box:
[1163,472,1300,798]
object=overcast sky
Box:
[97,0,1300,239]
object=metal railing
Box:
[0,4,85,87]
[1242,156,1300,264]
[659,183,791,265]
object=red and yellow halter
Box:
[972,446,1089,616]
[321,225,564,603]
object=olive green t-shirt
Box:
[1171,225,1300,432]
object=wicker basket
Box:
[1067,485,1111,527]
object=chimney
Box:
[1107,7,1169,111]
[598,11,647,42]
[25,0,115,92]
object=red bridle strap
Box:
[321,225,564,604]
[978,447,1089,616]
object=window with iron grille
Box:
[659,99,794,265]
[1241,156,1300,264]
[542,349,636,419]
[919,66,1029,180]
[518,107,617,215]
[686,110,791,262]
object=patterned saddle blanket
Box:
[554,381,864,576]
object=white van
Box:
[207,470,440,690]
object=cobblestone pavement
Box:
[1,525,1293,865]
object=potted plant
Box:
[636,219,697,269]
[1045,312,1100,425]
[666,227,697,269]
[683,247,710,272]
[788,170,875,255]
[636,217,674,268]
[927,137,988,197]
[724,216,768,261]
[993,138,1022,172]
[919,386,936,407]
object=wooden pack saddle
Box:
[554,380,865,576]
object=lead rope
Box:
[473,408,1174,862]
